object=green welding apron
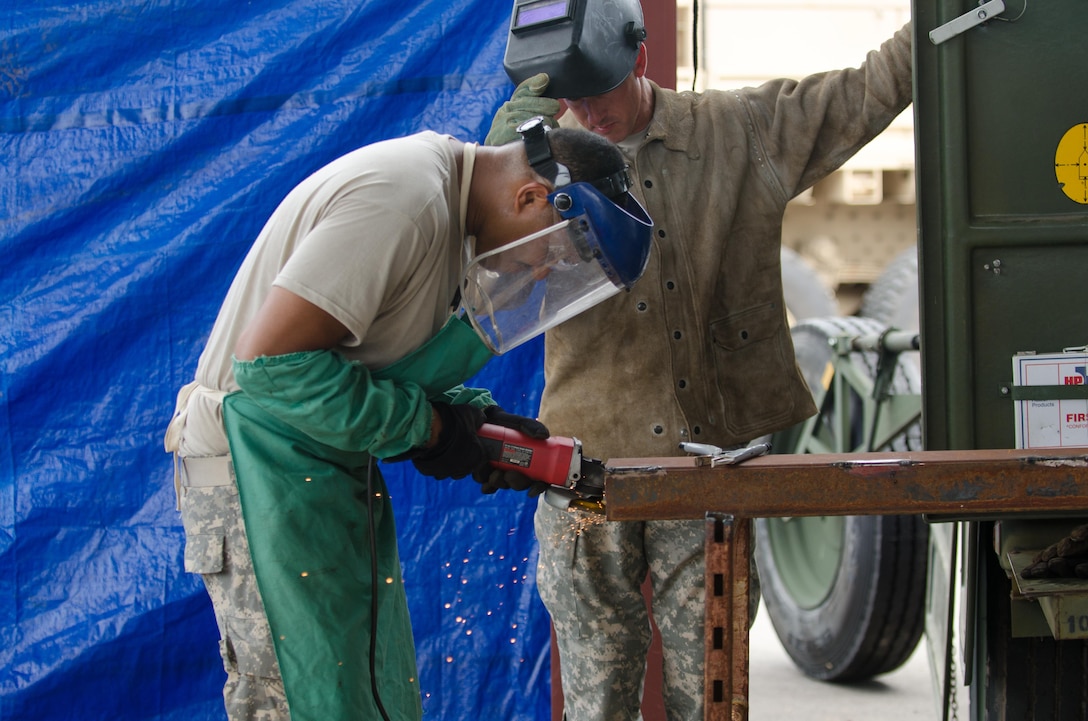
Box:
[222,314,492,721]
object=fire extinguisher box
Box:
[1012,349,1088,449]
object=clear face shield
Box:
[462,179,652,354]
[461,116,652,354]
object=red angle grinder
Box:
[476,423,607,513]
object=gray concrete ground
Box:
[749,600,937,721]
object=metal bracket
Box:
[681,442,772,468]
[929,0,1006,45]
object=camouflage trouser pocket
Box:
[180,483,281,681]
[184,532,224,574]
[215,613,280,678]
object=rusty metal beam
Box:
[604,448,1088,522]
[606,449,1088,721]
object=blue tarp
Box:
[1,2,553,719]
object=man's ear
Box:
[633,43,648,78]
[514,181,552,213]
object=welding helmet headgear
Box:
[461,117,652,354]
[503,0,647,99]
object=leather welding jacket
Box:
[544,24,912,458]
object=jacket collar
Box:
[643,80,700,159]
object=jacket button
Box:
[643,179,653,189]
[673,330,682,340]
[652,425,664,435]
[636,301,647,312]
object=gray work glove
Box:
[484,73,561,147]
[472,405,552,496]
[1021,523,1088,578]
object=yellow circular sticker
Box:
[1055,123,1088,204]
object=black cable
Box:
[995,0,1028,23]
[691,0,699,92]
[366,457,392,721]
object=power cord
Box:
[691,0,700,92]
[995,0,1028,23]
[366,457,392,721]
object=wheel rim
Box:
[766,516,845,609]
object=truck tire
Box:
[858,248,920,379]
[859,246,919,332]
[781,246,837,324]
[756,315,928,682]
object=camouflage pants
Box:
[535,499,759,721]
[178,457,290,721]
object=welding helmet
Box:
[503,0,647,99]
[461,117,652,354]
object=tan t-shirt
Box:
[181,132,469,455]
[197,131,467,390]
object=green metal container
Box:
[915,1,1088,718]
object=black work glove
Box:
[474,467,551,497]
[407,402,488,480]
[472,405,552,496]
[482,404,549,439]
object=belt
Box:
[179,455,236,488]
[165,380,230,507]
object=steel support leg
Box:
[704,513,750,721]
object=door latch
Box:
[929,0,1006,44]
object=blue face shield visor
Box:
[461,181,652,354]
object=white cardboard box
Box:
[1012,350,1088,449]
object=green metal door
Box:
[916,0,1088,450]
[914,1,1088,718]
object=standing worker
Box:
[487,1,913,719]
[164,124,652,721]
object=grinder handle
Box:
[476,423,579,487]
